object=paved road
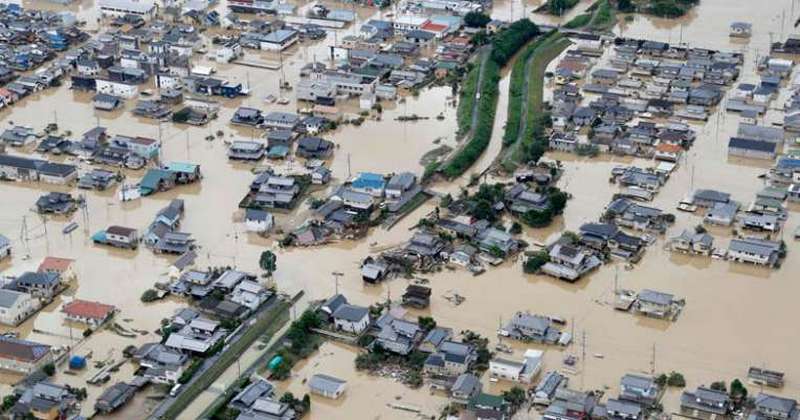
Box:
[148,297,280,420]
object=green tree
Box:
[548,0,576,15]
[43,363,55,376]
[418,316,437,332]
[521,208,553,227]
[523,251,550,274]
[2,394,19,411]
[617,0,635,12]
[509,222,522,235]
[464,11,491,28]
[259,250,277,275]
[730,379,748,401]
[470,200,496,222]
[502,386,527,412]
[710,381,727,392]
[548,189,568,215]
[280,392,296,405]
[140,289,159,302]
[667,371,686,387]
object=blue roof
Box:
[165,161,199,173]
[352,172,385,190]
[729,137,777,153]
[777,157,800,170]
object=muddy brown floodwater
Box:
[1,0,800,418]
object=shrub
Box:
[43,363,56,376]
[667,371,686,387]
[523,251,550,273]
[464,11,491,28]
[140,289,159,303]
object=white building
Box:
[0,234,10,260]
[259,30,299,51]
[308,374,347,399]
[230,280,269,311]
[332,304,370,334]
[244,209,274,233]
[95,79,139,99]
[0,290,37,326]
[488,349,543,384]
[97,0,157,19]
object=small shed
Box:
[308,373,347,399]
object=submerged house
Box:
[499,312,563,344]
[727,238,782,267]
[541,243,601,282]
[669,229,714,255]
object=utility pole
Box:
[332,271,343,295]
[581,330,587,390]
[80,194,90,236]
[650,343,656,375]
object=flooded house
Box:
[635,289,678,319]
[373,313,422,355]
[542,243,602,282]
[543,388,598,420]
[244,209,274,233]
[7,271,62,301]
[134,343,188,384]
[401,284,431,309]
[138,169,177,196]
[296,136,334,159]
[605,198,671,233]
[94,382,136,414]
[594,398,643,420]
[0,289,36,326]
[498,312,564,344]
[619,374,660,407]
[332,303,370,334]
[680,386,731,416]
[704,201,740,226]
[451,373,482,405]
[164,317,227,354]
[692,189,731,208]
[668,229,714,256]
[230,379,295,419]
[533,371,568,406]
[505,184,549,214]
[228,140,266,161]
[308,374,347,400]
[251,175,301,210]
[0,336,52,374]
[61,299,116,327]
[92,225,139,249]
[748,367,785,388]
[728,137,777,160]
[35,192,78,214]
[727,238,783,267]
[231,107,263,127]
[488,349,542,384]
[0,155,78,184]
[750,394,799,420]
[78,168,117,190]
[423,340,477,378]
[11,381,78,419]
[385,172,417,201]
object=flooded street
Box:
[1,0,800,418]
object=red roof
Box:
[421,22,448,32]
[62,299,116,320]
[656,143,682,153]
[38,257,74,273]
